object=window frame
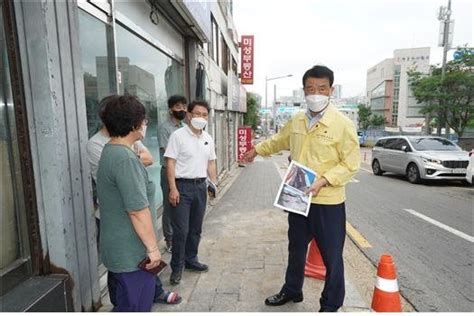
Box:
[1,0,40,294]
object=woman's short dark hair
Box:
[188,100,210,113]
[100,95,146,137]
[302,65,334,87]
[167,95,187,108]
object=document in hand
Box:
[207,179,218,199]
[274,161,317,217]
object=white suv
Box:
[466,150,474,184]
[371,136,470,184]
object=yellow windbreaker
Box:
[255,105,360,205]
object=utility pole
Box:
[264,74,293,133]
[264,75,268,133]
[438,0,453,137]
[273,84,277,131]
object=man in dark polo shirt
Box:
[157,95,187,253]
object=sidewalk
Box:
[100,155,371,312]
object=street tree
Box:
[244,92,260,130]
[408,47,474,137]
[357,104,372,130]
[370,114,385,127]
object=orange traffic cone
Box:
[304,239,326,280]
[371,254,402,312]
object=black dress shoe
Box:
[185,262,209,272]
[170,271,181,285]
[264,292,303,306]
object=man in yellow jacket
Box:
[243,65,360,312]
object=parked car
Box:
[466,150,474,185]
[357,131,366,146]
[371,136,470,184]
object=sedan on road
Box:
[371,136,470,184]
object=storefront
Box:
[0,0,190,311]
[78,0,186,209]
[1,0,244,311]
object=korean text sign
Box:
[240,35,254,85]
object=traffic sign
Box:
[453,50,463,60]
[453,49,473,60]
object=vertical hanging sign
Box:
[240,35,254,85]
[237,126,253,161]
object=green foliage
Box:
[358,104,372,129]
[370,114,385,127]
[408,46,474,137]
[357,104,385,129]
[244,92,261,130]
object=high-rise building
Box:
[332,84,342,99]
[366,47,430,127]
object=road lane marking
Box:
[403,208,474,243]
[351,178,360,183]
[346,222,372,248]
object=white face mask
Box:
[305,94,330,113]
[191,117,208,130]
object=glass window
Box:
[400,140,411,151]
[409,137,460,152]
[115,24,184,209]
[383,139,398,149]
[391,139,408,151]
[219,31,229,73]
[1,3,31,294]
[211,16,219,64]
[371,81,386,98]
[78,10,115,138]
[374,139,386,147]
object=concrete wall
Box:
[366,58,394,98]
[14,0,99,311]
[393,47,430,127]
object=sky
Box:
[233,0,473,104]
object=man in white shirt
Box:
[164,100,218,285]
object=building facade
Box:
[1,0,245,311]
[366,47,430,128]
[332,84,342,99]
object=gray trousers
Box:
[160,167,173,242]
[170,179,207,272]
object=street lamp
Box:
[265,74,293,132]
[437,0,452,136]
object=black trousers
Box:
[170,179,207,272]
[160,167,173,242]
[281,202,346,310]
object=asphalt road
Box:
[346,166,474,312]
